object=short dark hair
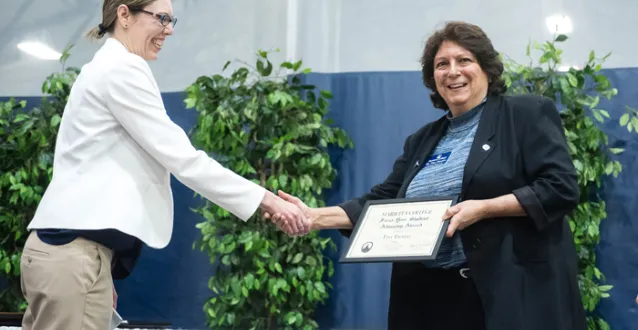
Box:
[420,21,506,110]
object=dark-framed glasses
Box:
[134,9,177,28]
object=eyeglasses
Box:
[133,9,177,28]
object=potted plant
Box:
[502,34,636,329]
[184,50,352,330]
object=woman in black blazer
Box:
[266,21,586,330]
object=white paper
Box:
[110,308,124,330]
[345,199,452,259]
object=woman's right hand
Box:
[263,190,313,234]
[260,191,310,236]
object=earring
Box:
[125,24,128,28]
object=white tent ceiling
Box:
[1,0,637,96]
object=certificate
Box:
[339,196,458,263]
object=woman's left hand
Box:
[443,200,488,237]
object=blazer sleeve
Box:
[103,56,266,221]
[338,133,414,237]
[512,97,580,231]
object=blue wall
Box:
[2,68,637,330]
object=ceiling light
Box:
[17,41,62,60]
[546,15,573,34]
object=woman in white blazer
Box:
[19,0,308,329]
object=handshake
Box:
[259,190,313,236]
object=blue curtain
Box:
[1,68,636,330]
[306,71,440,330]
[592,69,638,330]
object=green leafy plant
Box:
[0,44,77,311]
[619,106,638,133]
[184,50,352,330]
[502,34,635,330]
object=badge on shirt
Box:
[423,152,451,168]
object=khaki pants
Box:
[20,231,114,330]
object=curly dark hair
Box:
[420,21,506,110]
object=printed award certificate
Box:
[340,196,458,263]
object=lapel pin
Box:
[482,144,490,151]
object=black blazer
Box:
[339,94,587,330]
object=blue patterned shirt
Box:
[405,100,485,268]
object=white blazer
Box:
[28,38,266,249]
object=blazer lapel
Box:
[461,96,501,199]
